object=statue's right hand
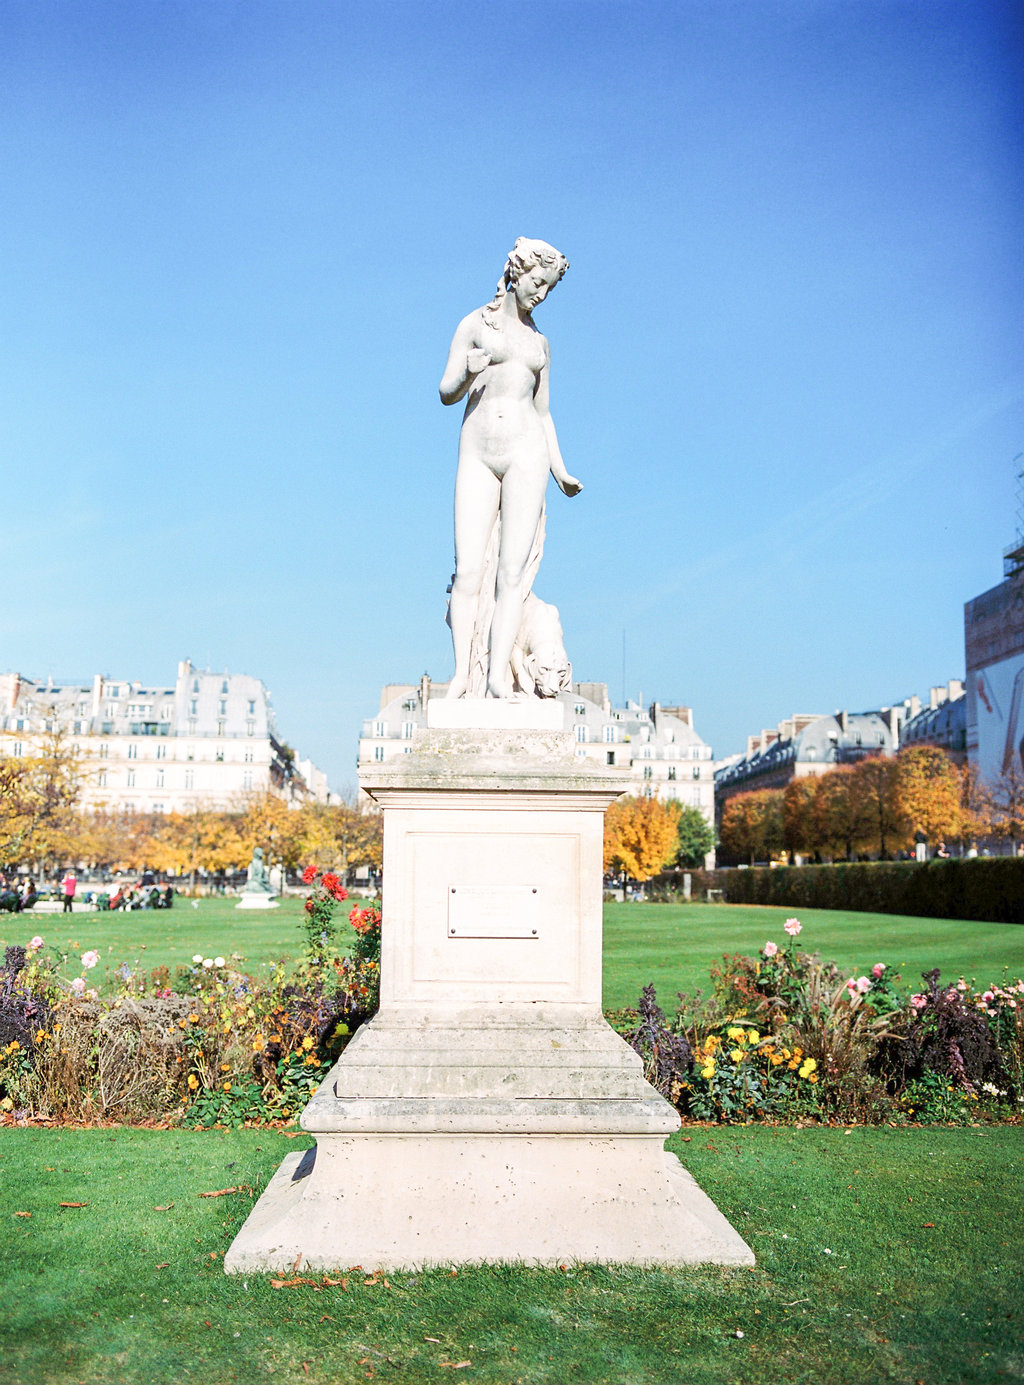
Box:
[466,348,491,376]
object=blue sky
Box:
[3,0,1021,790]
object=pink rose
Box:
[872,963,886,979]
[28,936,44,952]
[784,918,802,937]
[81,950,99,970]
[763,941,779,957]
[910,993,927,1011]
[982,991,994,1003]
[69,977,86,996]
[846,977,857,992]
[855,976,871,994]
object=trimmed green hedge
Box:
[709,858,1024,924]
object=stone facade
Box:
[0,659,330,814]
[357,678,715,828]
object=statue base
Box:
[225,720,753,1271]
[235,894,279,910]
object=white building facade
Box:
[357,677,716,825]
[0,660,331,814]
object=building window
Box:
[156,743,167,759]
[100,742,109,758]
[244,749,253,763]
[188,719,196,735]
[242,770,253,790]
[668,766,676,781]
[126,770,136,787]
[106,703,118,718]
[247,700,256,716]
[221,679,229,695]
[643,765,653,780]
[218,699,227,717]
[691,747,700,759]
[185,769,194,789]
[217,722,224,736]
[692,765,701,779]
[402,722,414,739]
[160,704,173,720]
[152,803,164,814]
[373,721,385,737]
[189,700,198,717]
[127,744,138,760]
[374,746,385,761]
[691,789,702,806]
[575,725,587,743]
[643,746,652,758]
[602,725,615,743]
[606,751,616,766]
[192,678,200,693]
[13,741,23,756]
[109,686,120,698]
[156,769,165,788]
[215,750,224,762]
[574,703,586,716]
[98,770,107,787]
[246,720,255,737]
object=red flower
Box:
[304,899,314,913]
[302,865,317,885]
[321,872,347,901]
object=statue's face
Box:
[512,262,561,313]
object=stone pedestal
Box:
[234,894,279,910]
[225,707,752,1271]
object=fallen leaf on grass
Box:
[154,1203,174,1211]
[59,1202,88,1208]
[439,1362,472,1370]
[922,1222,935,1228]
[424,1337,441,1343]
[15,1212,31,1218]
[198,1188,238,1199]
[318,1315,335,1323]
[155,1263,170,1270]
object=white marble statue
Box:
[440,237,581,699]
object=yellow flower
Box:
[269,1032,282,1043]
[779,1047,791,1060]
[220,1063,230,1072]
[726,1026,745,1041]
[730,1048,744,1063]
[188,1014,199,1024]
[301,1036,314,1051]
[788,1059,799,1070]
[252,1036,265,1053]
[801,1058,817,1074]
[303,1054,318,1066]
[770,1054,783,1066]
[222,1082,231,1092]
[808,1073,818,1084]
[700,1063,715,1079]
[35,1030,47,1044]
[746,1030,759,1046]
[799,1059,817,1079]
[187,1074,199,1090]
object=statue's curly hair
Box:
[483,237,569,328]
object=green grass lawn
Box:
[3,898,1021,1008]
[1,1124,1020,1384]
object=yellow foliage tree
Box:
[294,802,382,877]
[895,746,963,847]
[0,727,84,869]
[603,795,682,882]
[719,789,784,865]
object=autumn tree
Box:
[673,805,716,869]
[0,728,84,869]
[718,789,784,865]
[604,795,682,881]
[812,767,865,861]
[782,779,818,861]
[847,755,906,859]
[895,746,963,849]
[238,791,303,870]
[295,802,382,878]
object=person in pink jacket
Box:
[61,871,77,914]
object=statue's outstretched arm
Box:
[534,357,582,497]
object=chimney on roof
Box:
[838,710,849,734]
[419,673,431,709]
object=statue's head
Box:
[253,846,264,860]
[486,238,569,321]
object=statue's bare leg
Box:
[486,463,547,699]
[448,454,500,698]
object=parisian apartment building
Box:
[0,659,331,814]
[357,676,716,825]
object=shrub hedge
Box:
[708,858,1024,924]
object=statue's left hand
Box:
[556,473,583,497]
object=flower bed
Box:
[0,868,381,1127]
[616,917,1023,1125]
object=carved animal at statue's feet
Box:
[510,594,572,698]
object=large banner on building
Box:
[973,652,1024,783]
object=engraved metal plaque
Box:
[447,884,541,939]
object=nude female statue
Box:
[439,238,581,699]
